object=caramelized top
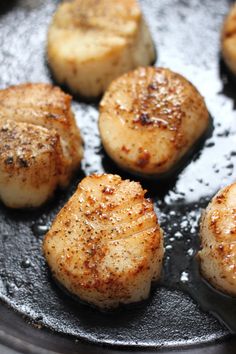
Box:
[0,83,72,125]
[99,67,209,176]
[44,174,162,295]
[53,0,141,37]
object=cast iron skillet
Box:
[0,0,236,353]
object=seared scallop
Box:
[43,174,164,309]
[0,120,64,208]
[99,67,209,178]
[0,83,83,208]
[47,0,156,98]
[222,3,236,75]
[199,183,236,295]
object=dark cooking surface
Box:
[0,0,236,352]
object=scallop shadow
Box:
[219,57,236,109]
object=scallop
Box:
[199,183,236,295]
[99,67,209,178]
[47,0,156,98]
[221,3,236,75]
[0,83,83,208]
[43,174,164,309]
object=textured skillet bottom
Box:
[0,0,236,350]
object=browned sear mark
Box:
[102,186,115,195]
[136,149,150,168]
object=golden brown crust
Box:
[0,83,80,144]
[199,183,236,295]
[0,83,83,208]
[0,83,72,120]
[47,0,155,97]
[43,174,164,308]
[0,120,62,187]
[99,67,209,177]
[0,120,61,171]
[53,0,141,34]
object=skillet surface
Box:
[0,0,236,353]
